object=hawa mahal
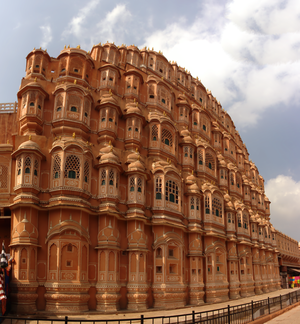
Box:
[0,43,299,313]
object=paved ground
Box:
[265,304,300,323]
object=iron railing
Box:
[1,289,300,324]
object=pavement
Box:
[265,304,300,323]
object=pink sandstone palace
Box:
[0,43,299,314]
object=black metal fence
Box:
[1,290,300,324]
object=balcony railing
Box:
[0,102,18,113]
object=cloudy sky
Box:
[1,0,300,241]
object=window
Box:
[101,169,106,185]
[152,125,158,141]
[64,155,80,179]
[203,125,206,131]
[228,213,231,223]
[198,150,203,165]
[162,129,173,147]
[137,178,142,192]
[130,177,135,192]
[84,161,89,183]
[168,249,174,257]
[238,215,242,227]
[34,160,38,177]
[70,106,77,112]
[165,180,179,204]
[109,169,114,185]
[205,196,210,214]
[212,197,222,217]
[155,177,162,199]
[24,156,31,174]
[156,266,162,273]
[53,155,61,179]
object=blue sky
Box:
[1,0,300,241]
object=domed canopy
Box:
[12,138,46,160]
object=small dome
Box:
[19,139,41,151]
[128,159,145,171]
[100,151,119,163]
[186,173,197,185]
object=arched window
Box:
[24,156,31,174]
[161,129,173,147]
[64,155,80,179]
[53,155,61,179]
[165,180,178,204]
[155,177,162,199]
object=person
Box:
[0,242,13,316]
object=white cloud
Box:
[40,24,52,49]
[92,4,132,45]
[265,175,300,240]
[62,2,132,48]
[140,0,300,128]
[62,0,101,40]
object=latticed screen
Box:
[152,125,158,141]
[190,197,195,209]
[56,95,63,109]
[205,153,215,170]
[84,161,90,183]
[84,99,90,116]
[24,156,31,174]
[137,178,142,192]
[148,84,155,98]
[53,155,61,179]
[184,147,188,157]
[205,196,210,213]
[212,197,222,217]
[161,129,173,146]
[228,213,231,223]
[34,160,39,176]
[17,158,22,175]
[198,150,203,165]
[101,169,106,185]
[64,155,80,179]
[243,214,248,229]
[109,169,114,185]
[165,180,178,204]
[155,177,162,199]
[67,94,81,113]
[0,165,8,189]
[130,176,135,191]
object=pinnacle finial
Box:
[72,132,76,138]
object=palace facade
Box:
[0,43,299,313]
